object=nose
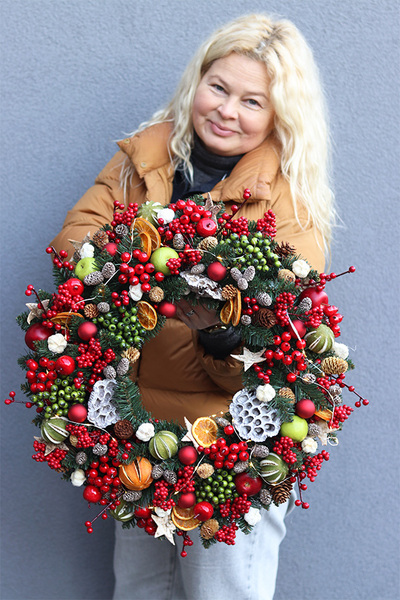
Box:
[217,97,238,120]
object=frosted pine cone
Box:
[102,262,116,279]
[241,315,252,326]
[173,234,185,250]
[233,461,249,474]
[93,443,108,456]
[116,358,130,376]
[298,297,312,313]
[115,224,129,237]
[308,423,321,437]
[255,292,272,307]
[75,451,87,465]
[252,445,270,459]
[259,488,273,506]
[190,263,205,275]
[103,365,117,379]
[163,470,178,485]
[215,417,230,428]
[152,464,164,480]
[123,490,142,502]
[84,271,104,286]
[97,301,110,313]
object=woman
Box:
[52,13,335,600]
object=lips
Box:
[209,121,237,137]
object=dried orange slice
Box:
[50,312,84,327]
[315,408,333,421]
[137,301,158,330]
[172,505,196,521]
[220,299,233,325]
[231,290,242,327]
[171,512,200,531]
[192,417,218,448]
[132,217,161,256]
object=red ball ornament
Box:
[83,485,102,503]
[196,218,217,237]
[207,262,227,282]
[134,506,152,519]
[64,278,84,296]
[234,472,263,496]
[68,404,88,423]
[157,301,177,318]
[289,319,307,339]
[103,242,118,256]
[299,287,329,308]
[77,321,98,341]
[25,322,52,350]
[194,501,214,521]
[295,398,316,419]
[178,445,198,465]
[55,355,76,376]
[178,492,197,509]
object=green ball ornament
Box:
[280,415,308,442]
[150,247,179,275]
[149,430,179,460]
[109,499,135,522]
[304,324,334,354]
[259,453,289,484]
[41,417,68,444]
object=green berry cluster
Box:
[94,306,145,349]
[31,377,86,417]
[227,232,281,272]
[195,470,238,506]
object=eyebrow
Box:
[207,73,268,99]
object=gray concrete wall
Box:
[1,1,399,599]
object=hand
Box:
[175,298,221,330]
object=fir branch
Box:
[112,378,151,423]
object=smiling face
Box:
[192,53,275,157]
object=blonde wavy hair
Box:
[123,14,336,248]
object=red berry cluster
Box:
[256,210,277,238]
[45,248,74,271]
[152,480,175,511]
[76,339,114,387]
[32,439,68,470]
[25,358,57,393]
[176,531,194,557]
[214,521,238,545]
[166,257,182,275]
[201,437,249,470]
[219,214,249,237]
[51,282,85,313]
[303,305,324,328]
[274,292,296,326]
[136,512,157,536]
[273,436,298,464]
[329,405,353,429]
[175,466,195,494]
[302,450,330,482]
[165,198,210,238]
[264,333,308,384]
[179,247,203,267]
[242,296,260,317]
[230,494,252,519]
[108,201,139,236]
[86,456,122,500]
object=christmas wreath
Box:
[5,190,368,555]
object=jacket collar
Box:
[117,121,281,202]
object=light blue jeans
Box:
[113,494,294,600]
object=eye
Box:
[246,98,261,108]
[212,84,225,93]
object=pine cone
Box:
[308,423,320,437]
[252,444,270,459]
[97,301,110,313]
[298,297,312,313]
[190,263,205,274]
[152,464,164,479]
[215,417,230,428]
[84,303,99,319]
[256,292,272,307]
[116,358,130,376]
[241,315,252,326]
[93,443,108,456]
[278,269,296,283]
[75,451,87,465]
[122,347,140,364]
[221,284,237,300]
[173,234,185,250]
[92,230,109,249]
[163,470,178,485]
[200,519,219,539]
[233,460,249,474]
[123,490,142,502]
[259,488,273,506]
[275,242,296,257]
[115,224,129,237]
[198,236,218,251]
[102,262,116,279]
[321,357,348,375]
[256,308,277,328]
[271,480,293,504]
[149,286,164,303]
[69,435,79,447]
[103,365,116,379]
[302,373,316,384]
[84,271,104,286]
[277,387,296,402]
[197,463,215,479]
[114,420,134,440]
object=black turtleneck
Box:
[171,135,243,203]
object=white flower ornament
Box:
[47,333,68,354]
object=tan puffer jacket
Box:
[51,122,325,425]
